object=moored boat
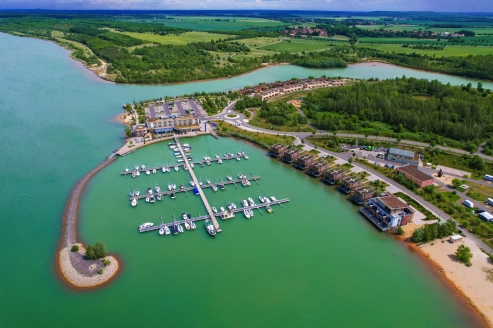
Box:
[159,227,165,235]
[164,226,171,235]
[243,209,251,219]
[212,207,218,213]
[131,198,138,207]
[266,204,273,213]
[212,185,218,192]
[205,219,216,236]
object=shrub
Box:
[103,259,111,266]
[71,245,79,252]
[98,268,104,275]
[456,244,473,266]
[397,226,404,236]
[411,227,425,242]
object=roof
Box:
[450,234,462,241]
[149,104,156,119]
[378,194,409,210]
[396,165,434,183]
[388,148,415,159]
[479,212,493,220]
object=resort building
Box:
[279,84,304,93]
[396,164,434,187]
[323,167,345,185]
[338,175,363,194]
[133,124,147,137]
[270,143,288,158]
[351,186,376,205]
[385,148,419,165]
[360,193,415,231]
[282,148,301,163]
[307,160,329,177]
[295,154,315,170]
[255,89,280,101]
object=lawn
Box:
[358,43,493,57]
[122,31,233,45]
[237,37,282,48]
[259,39,334,53]
[217,121,294,148]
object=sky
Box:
[0,0,491,12]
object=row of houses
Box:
[254,79,346,101]
[269,143,418,231]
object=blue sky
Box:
[0,0,491,12]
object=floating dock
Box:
[139,198,290,233]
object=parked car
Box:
[463,200,474,208]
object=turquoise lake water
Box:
[0,32,488,327]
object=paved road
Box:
[212,108,493,253]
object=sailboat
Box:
[129,186,135,197]
[131,198,138,207]
[155,181,160,193]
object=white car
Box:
[463,200,474,208]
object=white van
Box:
[487,198,493,206]
[463,200,474,208]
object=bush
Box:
[397,226,404,236]
[411,227,425,242]
[456,244,473,266]
[103,259,111,266]
[85,241,107,260]
[98,268,104,275]
[71,245,79,252]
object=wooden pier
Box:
[130,176,261,200]
[138,198,290,233]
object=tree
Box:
[124,125,132,138]
[397,226,404,236]
[456,244,473,266]
[411,227,424,242]
[348,157,353,164]
[95,242,107,258]
[71,245,79,252]
[451,178,462,189]
[470,155,485,170]
[86,244,97,260]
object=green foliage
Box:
[71,245,79,252]
[411,227,425,242]
[98,268,104,275]
[452,178,462,189]
[103,259,111,266]
[397,226,404,236]
[411,220,456,243]
[85,241,107,260]
[124,125,132,138]
[456,244,473,266]
[471,154,485,170]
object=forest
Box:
[301,77,493,145]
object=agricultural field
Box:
[259,39,334,53]
[358,43,493,56]
[356,24,493,35]
[161,16,289,32]
[122,31,232,45]
[238,37,282,48]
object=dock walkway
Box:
[139,198,290,233]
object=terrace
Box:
[323,167,345,185]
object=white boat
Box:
[184,165,188,170]
[176,155,182,158]
[199,180,203,186]
[215,155,220,159]
[190,221,196,230]
[135,190,140,196]
[266,204,273,213]
[164,226,171,235]
[184,221,191,230]
[141,165,146,170]
[174,166,179,171]
[131,198,138,207]
[190,163,194,168]
[178,224,184,233]
[159,228,165,235]
[212,207,218,213]
[157,194,162,201]
[259,196,265,203]
[172,184,177,190]
[180,184,184,189]
[149,196,155,203]
[220,207,225,212]
[183,143,190,147]
[170,192,175,199]
[168,184,172,191]
[167,167,171,173]
[249,208,254,217]
[271,196,277,201]
[182,213,188,220]
[132,171,136,178]
[147,187,153,195]
[135,166,139,171]
[242,200,248,207]
[206,179,211,184]
[190,181,195,187]
[145,197,150,203]
[206,161,211,166]
[205,219,216,236]
[200,162,205,167]
[155,184,160,193]
[217,159,222,164]
[146,170,150,175]
[264,197,271,204]
[236,157,240,161]
[229,152,234,157]
[212,185,218,192]
[232,203,237,209]
[227,204,233,210]
[245,155,249,160]
[125,166,129,173]
[139,222,153,229]
[227,175,233,181]
[162,166,167,173]
[243,209,251,219]
[136,171,140,176]
[152,168,157,174]
[129,188,135,197]
[248,197,254,205]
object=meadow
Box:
[162,16,289,32]
[356,24,493,35]
[122,31,233,45]
[358,43,493,56]
[259,39,334,53]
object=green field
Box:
[259,39,334,53]
[356,24,493,35]
[358,43,493,56]
[122,31,232,45]
[236,37,282,48]
[163,16,289,32]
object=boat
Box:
[227,203,233,210]
[190,163,194,168]
[227,175,233,181]
[206,161,211,166]
[237,151,242,156]
[132,171,136,178]
[139,222,153,229]
[206,179,211,184]
[175,155,182,158]
[172,221,179,235]
[180,184,185,189]
[200,162,205,167]
[135,170,140,176]
[146,170,150,175]
[147,187,153,195]
[184,165,188,170]
[141,165,146,170]
[236,157,240,161]
[229,152,234,157]
[155,183,160,193]
[249,208,254,217]
[264,197,271,204]
[245,155,249,160]
[271,196,277,201]
[178,224,184,233]
[190,221,196,230]
[259,196,265,203]
[125,165,129,173]
[215,155,220,159]
[190,181,195,187]
[162,166,167,173]
[231,203,236,210]
[177,159,184,163]
[135,190,140,196]
[199,179,203,186]
[157,194,162,201]
[212,207,218,213]
[168,184,172,191]
[217,159,222,164]
[131,198,137,207]
[170,192,175,199]
[172,183,177,190]
[152,168,157,174]
[164,226,171,235]
[243,209,251,219]
[193,187,200,195]
[149,196,155,203]
[184,221,191,230]
[248,197,255,206]
[129,186,135,197]
[220,207,225,212]
[174,152,180,155]
[219,184,225,190]
[242,200,248,207]
[174,166,179,171]
[145,197,150,203]
[135,166,139,171]
[212,185,218,192]
[182,212,188,220]
[159,227,165,235]
[205,219,216,236]
[266,204,273,213]
[167,167,171,173]
[183,143,190,148]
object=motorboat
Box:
[259,196,265,203]
[227,204,233,210]
[243,209,251,219]
[190,163,194,168]
[231,203,237,210]
[145,197,150,203]
[236,157,240,161]
[174,152,180,155]
[205,219,216,236]
[132,171,136,178]
[183,143,190,148]
[159,227,165,235]
[212,185,218,192]
[162,166,167,173]
[131,198,137,207]
[219,184,225,190]
[172,221,179,235]
[157,194,162,201]
[125,166,129,173]
[206,161,211,166]
[190,221,196,230]
[249,208,254,217]
[199,180,203,186]
[178,224,184,233]
[245,155,249,160]
[220,207,225,213]
[174,166,179,171]
[164,226,171,235]
[172,183,177,190]
[175,155,182,158]
[217,159,222,164]
[129,187,135,197]
[147,187,153,195]
[238,174,244,179]
[212,207,218,213]
[170,192,175,199]
[206,179,211,184]
[184,221,191,230]
[135,190,140,196]
[149,196,155,203]
[248,198,255,206]
[237,151,242,156]
[167,167,171,173]
[242,200,248,207]
[139,222,153,229]
[200,162,205,167]
[190,181,195,187]
[141,165,146,170]
[146,170,150,175]
[168,184,172,191]
[215,155,220,159]
[227,175,233,181]
[135,166,139,171]
[182,212,188,220]
[152,168,157,174]
[266,204,273,213]
[155,184,160,193]
[177,159,184,163]
[264,197,271,204]
[229,152,234,157]
[135,170,140,176]
[271,196,277,201]
[180,184,185,189]
[184,165,188,170]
